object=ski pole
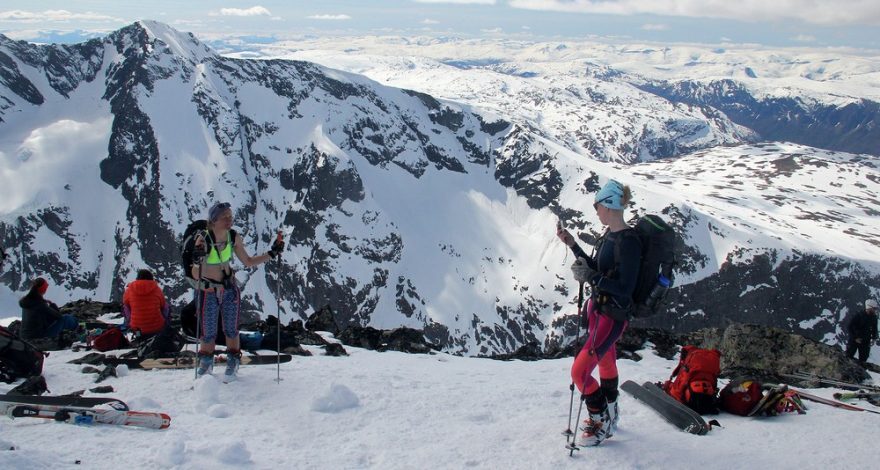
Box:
[193,233,207,380]
[563,281,585,444]
[566,393,587,455]
[194,259,205,380]
[274,230,283,384]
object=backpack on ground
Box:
[0,325,47,383]
[90,327,130,352]
[623,214,676,318]
[662,345,721,414]
[719,376,763,416]
[136,326,185,359]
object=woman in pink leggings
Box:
[557,179,640,447]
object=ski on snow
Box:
[0,395,170,429]
[68,352,294,370]
[114,353,293,370]
[621,380,710,435]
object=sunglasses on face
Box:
[593,196,613,210]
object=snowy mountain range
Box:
[0,21,878,354]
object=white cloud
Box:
[214,6,272,17]
[481,27,503,33]
[412,0,496,4]
[792,34,817,42]
[421,19,440,24]
[306,14,352,21]
[507,0,880,26]
[641,23,668,31]
[0,9,124,23]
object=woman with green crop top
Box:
[191,202,285,381]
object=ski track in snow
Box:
[0,344,877,469]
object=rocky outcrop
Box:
[337,326,438,354]
[687,323,870,384]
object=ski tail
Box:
[621,380,710,435]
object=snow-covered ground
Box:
[1,338,878,469]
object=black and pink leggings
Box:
[571,298,628,395]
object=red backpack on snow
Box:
[662,345,721,414]
[90,327,130,352]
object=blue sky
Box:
[1,0,879,49]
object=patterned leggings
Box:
[196,284,241,343]
[571,298,628,395]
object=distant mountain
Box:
[1,22,878,355]
[639,79,880,156]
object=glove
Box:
[556,227,576,247]
[191,243,206,265]
[570,257,597,284]
[268,238,285,258]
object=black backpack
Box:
[136,326,185,359]
[181,220,208,281]
[613,214,676,318]
[180,220,237,281]
[0,325,48,383]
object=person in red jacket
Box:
[122,269,169,337]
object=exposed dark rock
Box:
[282,344,312,356]
[305,304,340,335]
[380,327,438,354]
[618,327,682,360]
[59,300,123,323]
[639,251,880,347]
[337,326,383,350]
[323,343,348,356]
[337,326,438,354]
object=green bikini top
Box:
[205,230,236,266]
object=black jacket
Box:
[847,309,878,341]
[19,294,62,340]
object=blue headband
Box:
[209,202,231,222]
[594,180,625,210]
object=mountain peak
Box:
[109,20,215,63]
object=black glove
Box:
[268,238,285,258]
[192,244,206,265]
[570,257,597,284]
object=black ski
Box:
[621,380,710,435]
[0,394,128,410]
[110,353,293,370]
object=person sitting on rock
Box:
[122,269,170,338]
[846,299,878,364]
[19,277,78,340]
